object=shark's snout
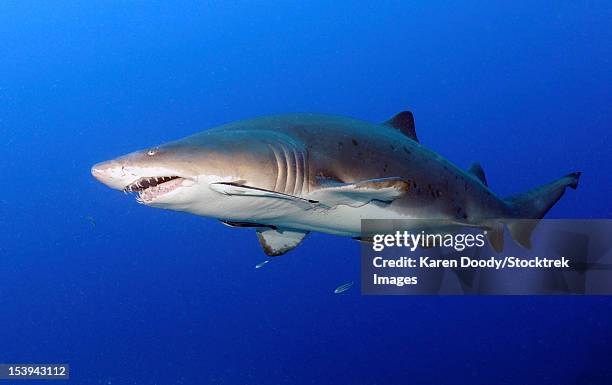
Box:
[91,160,131,190]
[91,155,198,205]
[91,161,109,180]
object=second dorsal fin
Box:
[383,111,418,142]
[468,162,488,186]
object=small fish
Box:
[86,215,96,228]
[334,281,354,294]
[255,260,270,269]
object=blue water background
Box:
[1,2,611,384]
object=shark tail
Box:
[502,172,581,248]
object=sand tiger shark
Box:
[91,111,580,255]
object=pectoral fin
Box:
[256,228,309,256]
[308,177,410,207]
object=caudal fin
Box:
[503,172,581,248]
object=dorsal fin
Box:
[468,162,488,186]
[383,111,418,142]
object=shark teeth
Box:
[123,176,185,203]
[123,176,180,193]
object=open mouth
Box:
[124,176,184,203]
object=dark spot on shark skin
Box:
[436,190,442,197]
[316,171,343,184]
[426,184,437,198]
[456,206,468,220]
[464,182,469,192]
[455,206,468,219]
[403,147,411,156]
[383,163,388,172]
[338,141,344,148]
[390,145,395,151]
[352,138,358,146]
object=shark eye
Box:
[147,149,158,156]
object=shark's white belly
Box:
[174,179,422,237]
[269,203,415,236]
[186,194,411,237]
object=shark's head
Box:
[91,142,215,210]
[91,130,283,218]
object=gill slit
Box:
[269,141,309,197]
[270,144,286,194]
[293,147,302,196]
[282,145,296,195]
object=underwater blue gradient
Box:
[1,1,611,384]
